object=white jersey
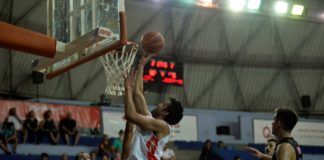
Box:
[127,122,170,160]
[161,148,175,160]
[7,116,22,130]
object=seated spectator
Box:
[38,110,60,144]
[102,155,109,160]
[5,108,22,131]
[215,141,225,160]
[0,121,18,154]
[61,153,69,160]
[199,139,213,160]
[90,150,98,160]
[90,128,100,135]
[101,134,109,142]
[161,144,176,160]
[22,110,38,143]
[234,155,241,160]
[98,94,111,106]
[90,94,111,106]
[40,152,49,160]
[75,152,90,160]
[199,139,224,160]
[59,111,80,145]
[98,135,115,159]
[112,130,124,159]
[217,140,225,149]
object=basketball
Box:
[141,31,164,54]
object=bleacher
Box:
[2,137,324,160]
[0,154,74,160]
[0,100,323,160]
[172,141,324,160]
[249,143,324,155]
[173,141,258,160]
[0,135,104,160]
[2,137,257,160]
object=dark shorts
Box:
[60,129,79,135]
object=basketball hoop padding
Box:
[0,22,56,58]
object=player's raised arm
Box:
[121,121,134,160]
[122,54,153,160]
[124,71,169,136]
[133,31,162,116]
[133,54,155,116]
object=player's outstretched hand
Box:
[244,147,264,159]
[124,69,136,91]
[139,53,157,66]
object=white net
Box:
[99,42,138,96]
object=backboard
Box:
[32,0,127,79]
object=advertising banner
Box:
[0,100,100,128]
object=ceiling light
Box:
[274,1,288,14]
[247,0,261,10]
[291,4,304,16]
[229,0,246,12]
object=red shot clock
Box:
[143,57,183,86]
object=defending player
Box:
[245,107,302,160]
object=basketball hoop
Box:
[99,42,138,96]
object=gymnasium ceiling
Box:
[1,0,324,117]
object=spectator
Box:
[90,128,100,135]
[90,94,111,106]
[214,140,225,160]
[161,144,176,160]
[112,130,124,159]
[22,110,38,143]
[102,155,109,160]
[234,155,241,160]
[38,110,60,144]
[61,153,69,160]
[90,150,98,160]
[217,140,225,150]
[59,111,80,145]
[98,135,115,159]
[1,121,18,154]
[199,139,213,160]
[102,134,109,141]
[75,152,90,160]
[40,152,49,160]
[199,139,224,160]
[98,94,111,106]
[5,108,22,131]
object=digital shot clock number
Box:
[143,57,183,86]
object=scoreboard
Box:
[143,57,183,86]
